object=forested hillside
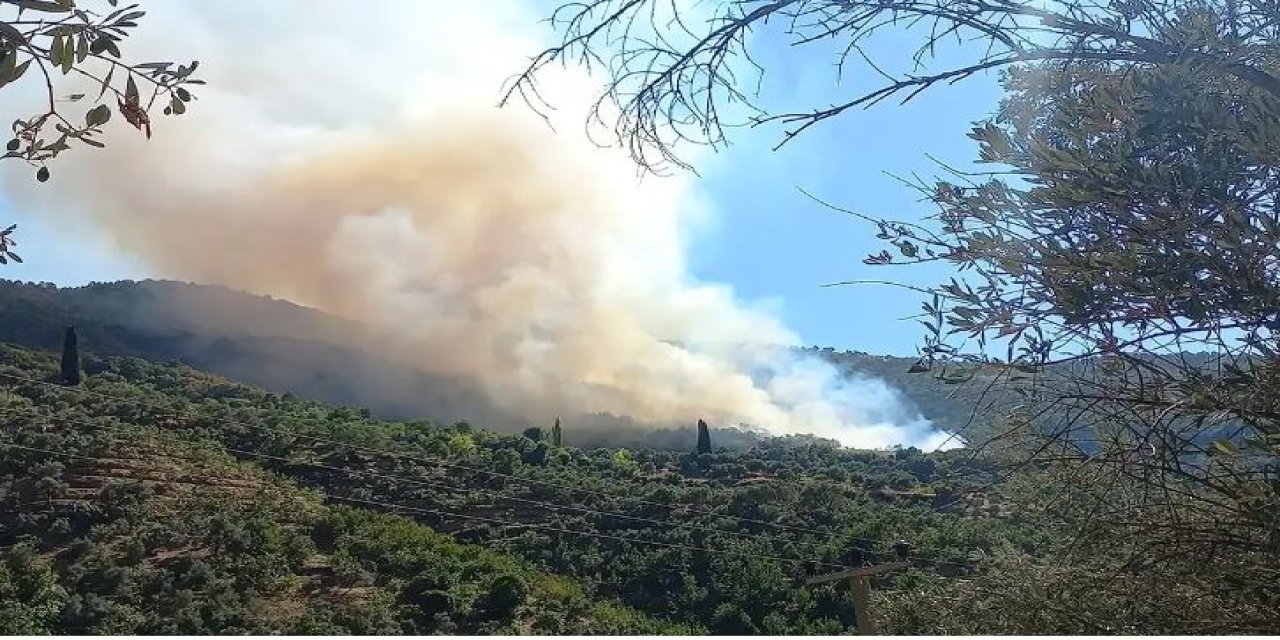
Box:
[0,344,704,634]
[0,280,533,437]
[2,338,1273,633]
[2,0,1279,634]
[0,342,1030,634]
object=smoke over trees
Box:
[0,2,950,450]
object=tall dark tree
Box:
[696,419,712,454]
[59,325,80,386]
[551,417,562,446]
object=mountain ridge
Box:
[0,278,992,449]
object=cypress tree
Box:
[551,417,562,447]
[696,418,712,454]
[60,325,81,386]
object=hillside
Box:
[0,279,1005,448]
[0,336,1272,632]
[0,280,535,435]
[0,346,706,633]
[0,341,1045,634]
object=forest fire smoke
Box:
[0,0,951,449]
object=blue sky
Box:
[0,4,1006,358]
[677,20,1005,356]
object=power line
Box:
[0,403,852,569]
[0,370,980,569]
[0,371,854,536]
[226,446,852,567]
[0,440,853,570]
[0,371,977,570]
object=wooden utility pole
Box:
[806,561,909,635]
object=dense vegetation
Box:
[1,0,1276,634]
[0,345,707,634]
[505,2,1280,632]
[0,339,1053,634]
[4,331,1273,633]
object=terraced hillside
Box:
[1,336,1272,634]
[0,341,1045,634]
[0,354,699,633]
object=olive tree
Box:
[0,0,203,261]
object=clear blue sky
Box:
[685,22,1004,356]
[0,5,1005,358]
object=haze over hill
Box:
[0,2,951,451]
[0,279,983,449]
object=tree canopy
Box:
[1,0,201,180]
[511,0,1280,628]
[0,0,202,260]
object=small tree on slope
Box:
[59,325,80,386]
[696,419,712,454]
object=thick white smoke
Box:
[0,0,952,449]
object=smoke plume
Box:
[0,0,952,449]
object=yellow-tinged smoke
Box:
[0,0,952,449]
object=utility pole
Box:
[806,561,909,635]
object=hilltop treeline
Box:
[0,279,1012,444]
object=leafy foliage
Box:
[0,341,1043,634]
[824,14,1280,634]
[0,304,1271,631]
[854,53,1280,585]
[0,0,202,261]
[0,0,203,180]
[505,1,1280,630]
